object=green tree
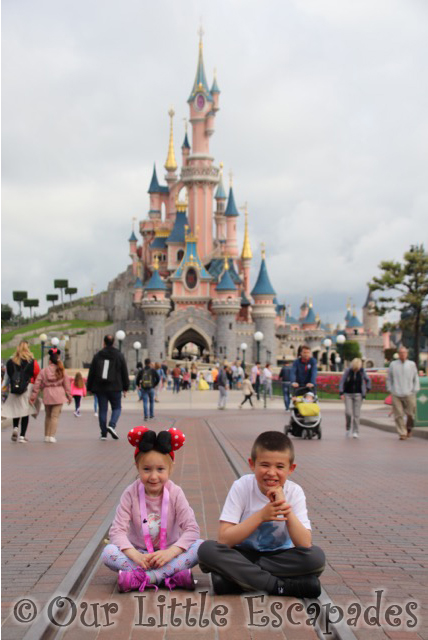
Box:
[369,245,428,366]
[65,287,78,303]
[12,291,28,319]
[54,279,68,308]
[341,340,362,363]
[23,298,39,319]
[46,294,59,305]
[1,304,13,322]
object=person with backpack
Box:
[135,358,160,421]
[3,341,40,443]
[87,335,130,440]
[29,347,71,443]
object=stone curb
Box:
[360,418,428,439]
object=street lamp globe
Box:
[240,342,248,352]
[116,330,126,342]
[133,341,142,351]
[39,333,47,343]
[254,331,264,342]
[323,338,332,348]
[336,334,346,345]
[51,337,60,347]
[335,356,341,364]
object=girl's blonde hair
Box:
[73,372,84,388]
[12,341,34,365]
[351,358,362,371]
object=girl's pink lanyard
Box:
[138,483,169,553]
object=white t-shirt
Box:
[220,474,311,552]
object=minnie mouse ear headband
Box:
[128,427,185,460]
[48,348,61,356]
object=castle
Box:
[83,35,384,369]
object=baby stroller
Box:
[285,386,322,440]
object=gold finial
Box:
[229,170,233,187]
[241,204,252,260]
[213,67,217,79]
[153,254,160,270]
[175,191,188,212]
[315,313,320,323]
[164,107,177,172]
[352,305,357,317]
[219,161,223,174]
[198,24,204,47]
[347,297,351,310]
[224,255,229,270]
[261,242,266,260]
[183,117,188,134]
[309,297,313,307]
[132,216,137,231]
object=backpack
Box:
[141,369,153,389]
[10,361,32,395]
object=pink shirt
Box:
[109,479,200,552]
[70,380,87,396]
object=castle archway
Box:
[169,325,211,361]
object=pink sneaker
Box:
[117,568,158,593]
[164,569,195,591]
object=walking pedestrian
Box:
[239,374,255,409]
[136,359,160,421]
[154,362,166,403]
[172,363,181,394]
[278,362,292,410]
[339,358,371,438]
[70,371,87,417]
[86,335,129,440]
[30,348,71,443]
[251,362,261,401]
[262,363,273,401]
[217,365,229,410]
[387,346,420,440]
[3,341,40,443]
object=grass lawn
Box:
[2,318,111,343]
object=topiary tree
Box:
[54,279,68,308]
[65,287,78,304]
[23,298,39,319]
[342,340,362,363]
[12,291,28,319]
[1,304,13,322]
[46,294,59,305]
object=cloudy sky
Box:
[2,0,428,325]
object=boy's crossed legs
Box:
[198,540,325,597]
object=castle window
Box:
[177,250,184,262]
[229,323,232,330]
[150,328,153,335]
[185,267,197,290]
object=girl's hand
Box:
[124,549,151,569]
[145,546,181,568]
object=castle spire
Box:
[164,108,177,172]
[188,28,212,102]
[251,246,276,296]
[241,206,252,260]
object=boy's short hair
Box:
[250,431,295,464]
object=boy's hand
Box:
[145,546,182,568]
[260,499,292,522]
[266,486,285,504]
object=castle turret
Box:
[224,179,239,258]
[251,247,276,364]
[164,108,178,187]
[301,299,317,330]
[362,288,379,336]
[214,163,227,242]
[181,121,191,167]
[140,255,170,361]
[346,306,364,336]
[240,207,252,298]
[212,257,241,362]
[148,165,162,219]
[210,69,220,112]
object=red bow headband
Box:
[127,426,185,460]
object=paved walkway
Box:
[2,394,427,639]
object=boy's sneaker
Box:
[11,427,19,442]
[211,572,242,595]
[164,569,195,591]
[106,426,119,440]
[18,436,28,443]
[117,568,158,593]
[276,574,321,599]
[352,433,359,439]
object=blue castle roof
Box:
[148,165,160,194]
[286,313,298,324]
[188,41,214,103]
[134,277,143,288]
[216,268,237,291]
[150,236,167,250]
[128,231,138,242]
[170,239,212,281]
[215,174,227,200]
[251,258,276,296]
[224,187,240,217]
[208,258,241,284]
[211,76,220,94]
[182,132,190,150]
[348,314,363,328]
[303,307,316,324]
[241,290,251,306]
[145,269,167,291]
[167,211,190,244]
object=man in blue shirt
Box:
[290,346,317,390]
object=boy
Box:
[198,431,325,597]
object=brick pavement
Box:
[2,399,427,639]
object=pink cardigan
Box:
[70,379,87,396]
[30,364,72,405]
[109,479,200,552]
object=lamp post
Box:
[335,355,342,372]
[240,342,248,372]
[336,333,346,367]
[254,331,264,363]
[115,330,126,353]
[133,341,141,367]
[39,333,47,368]
[323,338,332,372]
[51,337,60,347]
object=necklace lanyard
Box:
[138,483,169,553]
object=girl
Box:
[102,426,203,592]
[3,341,40,443]
[239,373,255,409]
[30,348,72,443]
[70,372,87,417]
[197,372,209,391]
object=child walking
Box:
[102,426,203,592]
[239,373,255,409]
[70,372,87,417]
[198,431,325,597]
